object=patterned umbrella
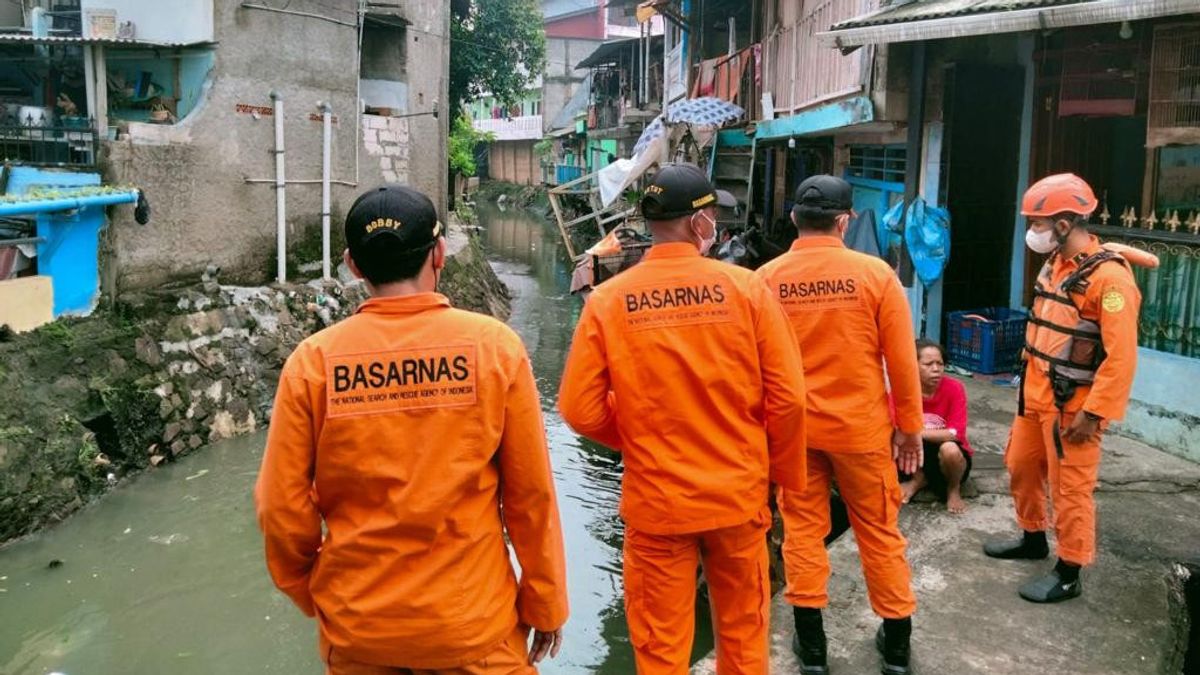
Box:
[632,115,666,157]
[665,97,745,126]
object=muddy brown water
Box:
[0,205,713,674]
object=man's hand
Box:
[1064,412,1101,444]
[529,628,563,665]
[892,429,923,475]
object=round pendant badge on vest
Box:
[1102,290,1126,313]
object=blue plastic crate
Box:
[945,307,1029,374]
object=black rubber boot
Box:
[792,607,829,674]
[1018,560,1082,603]
[875,618,911,675]
[983,530,1049,560]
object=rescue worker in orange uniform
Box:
[984,173,1141,604]
[255,185,569,674]
[558,163,808,675]
[753,175,922,675]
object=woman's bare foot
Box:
[946,490,967,514]
[900,475,925,504]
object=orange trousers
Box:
[323,624,535,675]
[623,508,771,675]
[1006,410,1102,566]
[779,448,916,619]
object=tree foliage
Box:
[449,113,495,178]
[449,0,546,113]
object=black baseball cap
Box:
[345,185,443,268]
[640,163,737,220]
[792,175,854,220]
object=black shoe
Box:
[983,535,1049,560]
[791,624,829,674]
[875,624,911,675]
[1018,569,1082,603]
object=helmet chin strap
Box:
[1054,218,1075,246]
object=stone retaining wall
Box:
[0,229,509,544]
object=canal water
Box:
[0,205,712,674]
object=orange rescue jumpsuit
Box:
[1010,236,1140,565]
[753,236,922,619]
[255,294,569,674]
[558,242,808,675]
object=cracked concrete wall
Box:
[100,0,448,293]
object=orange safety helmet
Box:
[1021,173,1099,218]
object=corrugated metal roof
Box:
[833,0,1097,30]
[821,0,1195,48]
[0,33,211,48]
[576,34,664,69]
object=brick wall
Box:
[362,114,412,184]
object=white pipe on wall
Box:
[271,91,287,284]
[354,0,365,187]
[320,102,333,281]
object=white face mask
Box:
[1025,227,1059,254]
[693,211,718,256]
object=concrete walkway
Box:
[692,375,1200,674]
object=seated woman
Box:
[899,339,973,514]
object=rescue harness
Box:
[1019,250,1128,458]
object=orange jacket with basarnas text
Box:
[753,237,923,452]
[558,242,808,536]
[254,293,568,670]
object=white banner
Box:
[667,43,686,102]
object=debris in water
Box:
[123,527,132,534]
[185,469,210,481]
[149,533,190,546]
[47,559,64,569]
[265,615,271,621]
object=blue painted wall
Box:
[1115,348,1200,463]
[178,50,217,118]
[755,96,874,141]
[106,47,215,121]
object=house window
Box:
[360,17,409,115]
[1059,30,1141,117]
[1149,23,1200,137]
[847,145,907,183]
